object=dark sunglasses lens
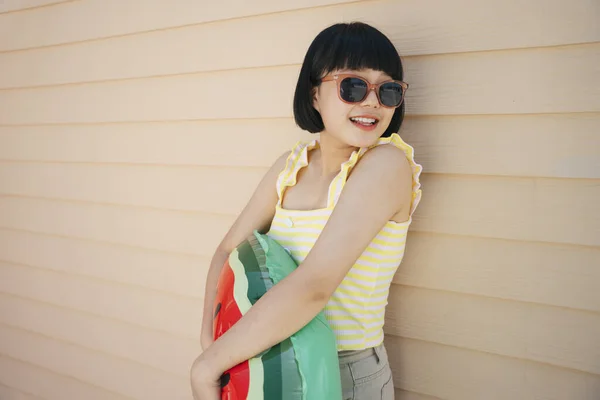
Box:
[340,77,368,103]
[379,82,404,107]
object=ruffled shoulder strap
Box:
[275,138,319,207]
[327,133,423,217]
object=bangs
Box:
[310,22,403,83]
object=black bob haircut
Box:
[293,22,405,138]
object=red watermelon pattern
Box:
[213,235,302,399]
[213,258,250,399]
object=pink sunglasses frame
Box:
[320,74,409,109]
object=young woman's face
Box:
[313,68,396,148]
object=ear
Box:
[312,87,320,112]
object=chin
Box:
[346,128,385,148]
[322,124,387,148]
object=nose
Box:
[361,88,380,108]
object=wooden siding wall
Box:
[0,0,599,399]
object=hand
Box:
[190,356,221,400]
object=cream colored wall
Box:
[0,0,599,399]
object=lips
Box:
[349,115,380,131]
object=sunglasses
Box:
[320,74,409,109]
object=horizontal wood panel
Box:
[0,196,235,255]
[385,286,600,374]
[0,262,202,339]
[1,172,598,246]
[0,0,356,51]
[2,0,598,87]
[1,44,598,124]
[1,114,599,179]
[0,383,43,400]
[412,175,600,247]
[0,293,197,377]
[0,162,266,215]
[402,114,600,179]
[0,355,131,400]
[395,389,442,400]
[406,43,599,116]
[385,336,600,400]
[0,324,191,400]
[0,229,207,298]
[0,0,68,14]
[0,118,310,166]
[0,163,265,215]
[396,232,600,313]
[2,227,597,313]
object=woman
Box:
[191,22,422,400]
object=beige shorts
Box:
[338,342,395,400]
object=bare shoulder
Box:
[347,143,413,219]
[273,150,292,169]
[264,150,291,178]
[352,143,412,183]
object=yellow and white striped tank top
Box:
[267,133,422,351]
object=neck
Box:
[316,132,358,177]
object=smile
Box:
[349,116,379,131]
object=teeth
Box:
[350,117,377,124]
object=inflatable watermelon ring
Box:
[213,230,342,400]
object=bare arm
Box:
[200,151,290,350]
[197,144,413,374]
